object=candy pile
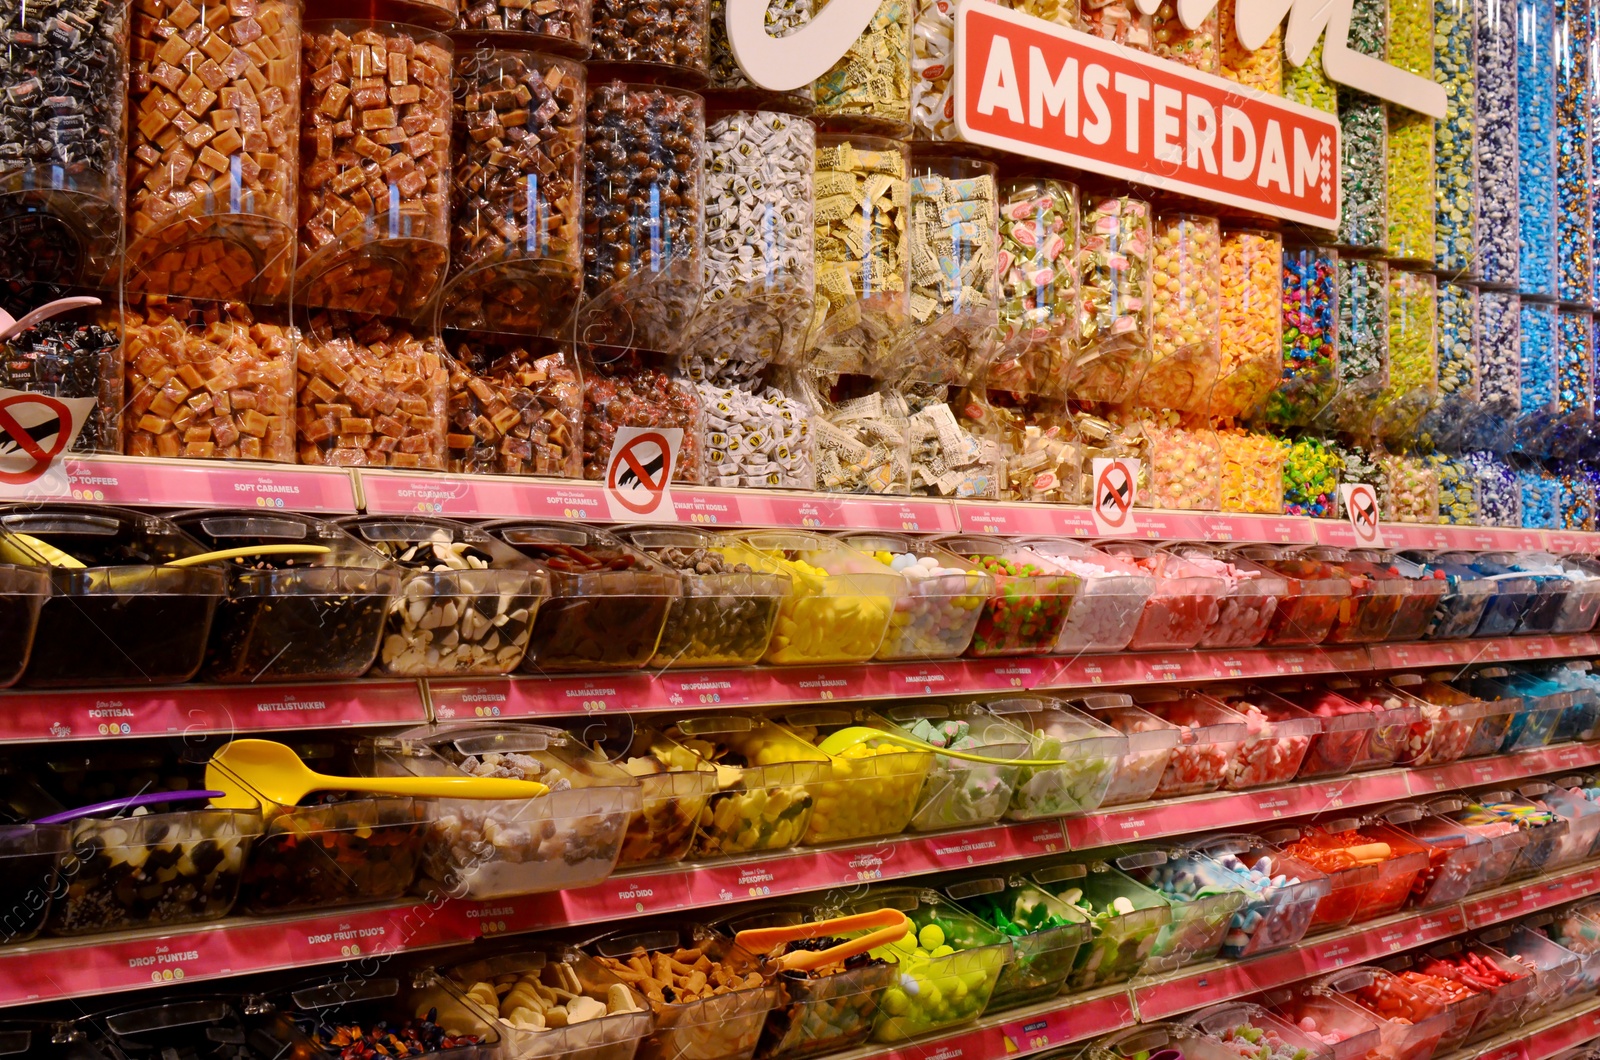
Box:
[1212,850,1317,955]
[959,550,1076,656]
[869,548,986,659]
[867,915,1001,1041]
[1214,1017,1315,1060]
[303,1012,483,1059]
[1147,698,1239,796]
[699,381,813,489]
[1417,949,1527,991]
[673,726,816,856]
[431,962,642,1035]
[595,943,766,1005]
[1221,699,1313,789]
[903,715,1019,827]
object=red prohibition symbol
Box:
[1096,461,1134,528]
[0,392,73,485]
[607,430,673,515]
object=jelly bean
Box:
[1268,245,1339,426]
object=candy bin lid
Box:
[869,702,1031,831]
[1072,694,1184,754]
[1236,546,1356,597]
[78,997,280,1060]
[485,520,681,597]
[363,723,636,896]
[1310,967,1452,1060]
[1089,1022,1242,1060]
[1171,545,1293,600]
[984,695,1127,818]
[1185,1001,1337,1060]
[419,944,654,1060]
[271,974,500,1060]
[1478,923,1580,1015]
[664,714,832,791]
[1019,538,1161,595]
[1126,688,1252,743]
[1257,984,1386,1060]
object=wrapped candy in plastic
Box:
[581,350,705,484]
[1071,193,1153,404]
[991,177,1079,396]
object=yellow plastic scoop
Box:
[0,533,331,570]
[737,908,912,974]
[205,739,549,809]
[819,726,1081,767]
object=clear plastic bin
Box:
[939,876,1087,1012]
[620,528,791,668]
[986,696,1126,819]
[0,565,46,690]
[1285,689,1380,780]
[1139,211,1221,414]
[1019,539,1158,654]
[1488,923,1580,1021]
[1547,556,1600,632]
[0,822,66,945]
[1095,543,1227,650]
[1129,691,1250,798]
[734,531,901,664]
[1343,550,1448,642]
[1389,553,1496,639]
[1467,669,1567,751]
[296,23,453,317]
[341,515,549,676]
[1070,193,1153,405]
[1538,909,1600,1004]
[1468,552,1578,634]
[124,0,299,302]
[1187,1002,1337,1060]
[1420,797,1529,892]
[838,533,991,660]
[47,795,260,934]
[1115,848,1248,971]
[1078,694,1182,806]
[1031,860,1171,989]
[270,975,499,1060]
[1517,781,1600,870]
[1322,680,1426,770]
[363,722,638,899]
[0,504,226,687]
[440,47,583,336]
[580,351,705,483]
[489,522,678,673]
[598,720,719,868]
[172,510,399,682]
[669,716,826,857]
[1451,792,1569,880]
[1204,688,1321,790]
[1260,984,1386,1060]
[1091,1021,1241,1060]
[1319,967,1452,1060]
[776,709,933,845]
[1386,676,1485,767]
[1414,941,1538,1043]
[1194,833,1331,958]
[1168,547,1290,649]
[592,928,774,1060]
[1238,546,1353,646]
[1429,550,1543,636]
[1245,549,1403,644]
[841,887,1009,1042]
[1273,817,1430,931]
[1448,682,1519,758]
[1371,803,1488,909]
[870,703,1028,831]
[418,946,653,1060]
[930,537,1080,656]
[0,306,122,456]
[123,298,297,461]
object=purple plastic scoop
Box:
[33,790,223,825]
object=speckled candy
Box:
[1286,38,1338,113]
[1560,308,1594,416]
[1437,280,1481,400]
[1557,0,1593,301]
[1381,451,1440,520]
[1435,0,1479,273]
[1477,0,1521,286]
[1465,450,1522,524]
[1559,462,1595,528]
[1337,257,1390,385]
[1430,452,1479,523]
[1520,300,1559,413]
[1339,93,1390,251]
[1214,229,1283,419]
[1518,0,1559,296]
[1480,289,1523,410]
[1269,244,1339,425]
[1519,461,1562,526]
[1218,429,1288,513]
[1144,212,1221,413]
[1220,0,1281,91]
[1283,435,1341,516]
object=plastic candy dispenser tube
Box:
[1517,0,1559,297]
[1557,0,1594,302]
[1435,0,1479,275]
[1477,0,1521,288]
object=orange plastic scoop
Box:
[736,908,912,974]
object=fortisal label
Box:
[956,0,1341,227]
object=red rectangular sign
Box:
[955,2,1341,227]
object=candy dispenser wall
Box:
[1478,0,1521,288]
[1518,0,1559,298]
[1558,0,1593,302]
[1435,0,1479,275]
